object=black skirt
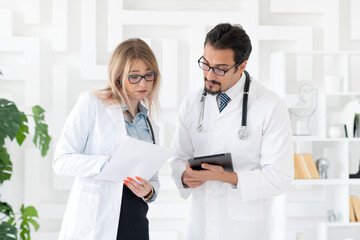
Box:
[116,184,149,240]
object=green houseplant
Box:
[0,71,51,240]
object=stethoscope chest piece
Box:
[197,70,251,140]
[238,126,248,140]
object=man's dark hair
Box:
[204,23,252,66]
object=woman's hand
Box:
[124,176,153,199]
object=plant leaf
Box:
[0,201,15,219]
[0,145,12,184]
[31,106,51,157]
[0,99,22,146]
[21,205,38,218]
[0,221,17,240]
[15,112,29,146]
[19,224,29,240]
[19,204,40,240]
[26,219,39,231]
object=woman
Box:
[53,38,161,240]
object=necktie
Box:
[218,93,231,113]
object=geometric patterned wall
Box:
[1,0,359,239]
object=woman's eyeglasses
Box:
[127,72,157,84]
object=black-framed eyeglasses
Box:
[127,72,157,84]
[198,57,239,76]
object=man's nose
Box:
[205,68,217,79]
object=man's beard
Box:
[204,78,221,95]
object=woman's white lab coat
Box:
[169,78,293,240]
[53,92,160,240]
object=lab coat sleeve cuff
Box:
[91,155,111,177]
[95,155,111,174]
[227,171,242,200]
[100,156,111,172]
[174,166,192,199]
[231,171,239,189]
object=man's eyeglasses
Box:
[127,72,157,84]
[198,57,239,76]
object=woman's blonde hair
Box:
[95,38,161,116]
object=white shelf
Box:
[282,51,360,55]
[271,50,360,240]
[292,179,347,185]
[293,179,360,185]
[326,92,360,96]
[349,179,360,185]
[317,222,360,240]
[320,222,360,227]
[293,136,360,142]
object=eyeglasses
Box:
[127,72,157,84]
[198,57,239,76]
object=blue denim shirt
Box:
[121,104,153,144]
[101,103,156,202]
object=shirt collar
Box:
[223,72,246,100]
[121,102,148,117]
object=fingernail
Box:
[135,176,141,181]
[127,177,133,181]
[124,180,129,186]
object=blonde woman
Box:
[53,38,161,240]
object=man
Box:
[169,23,293,240]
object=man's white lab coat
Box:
[169,77,293,240]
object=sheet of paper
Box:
[95,136,173,182]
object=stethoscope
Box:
[124,109,156,144]
[196,70,251,140]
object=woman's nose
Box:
[138,78,147,86]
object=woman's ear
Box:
[115,73,122,86]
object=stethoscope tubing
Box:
[197,70,251,140]
[242,71,251,127]
[146,117,156,144]
[124,109,156,144]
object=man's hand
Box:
[181,163,206,188]
[181,163,238,188]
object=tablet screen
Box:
[187,153,233,172]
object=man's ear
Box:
[239,60,247,73]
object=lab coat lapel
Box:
[203,94,219,128]
[218,78,259,119]
[218,92,243,118]
[105,105,127,135]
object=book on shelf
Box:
[294,153,320,179]
[350,196,356,222]
[294,162,300,179]
[350,195,360,222]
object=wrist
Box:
[142,187,154,202]
[224,171,238,186]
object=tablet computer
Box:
[188,153,233,172]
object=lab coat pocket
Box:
[65,189,100,237]
[227,192,263,221]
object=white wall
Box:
[1,0,359,239]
